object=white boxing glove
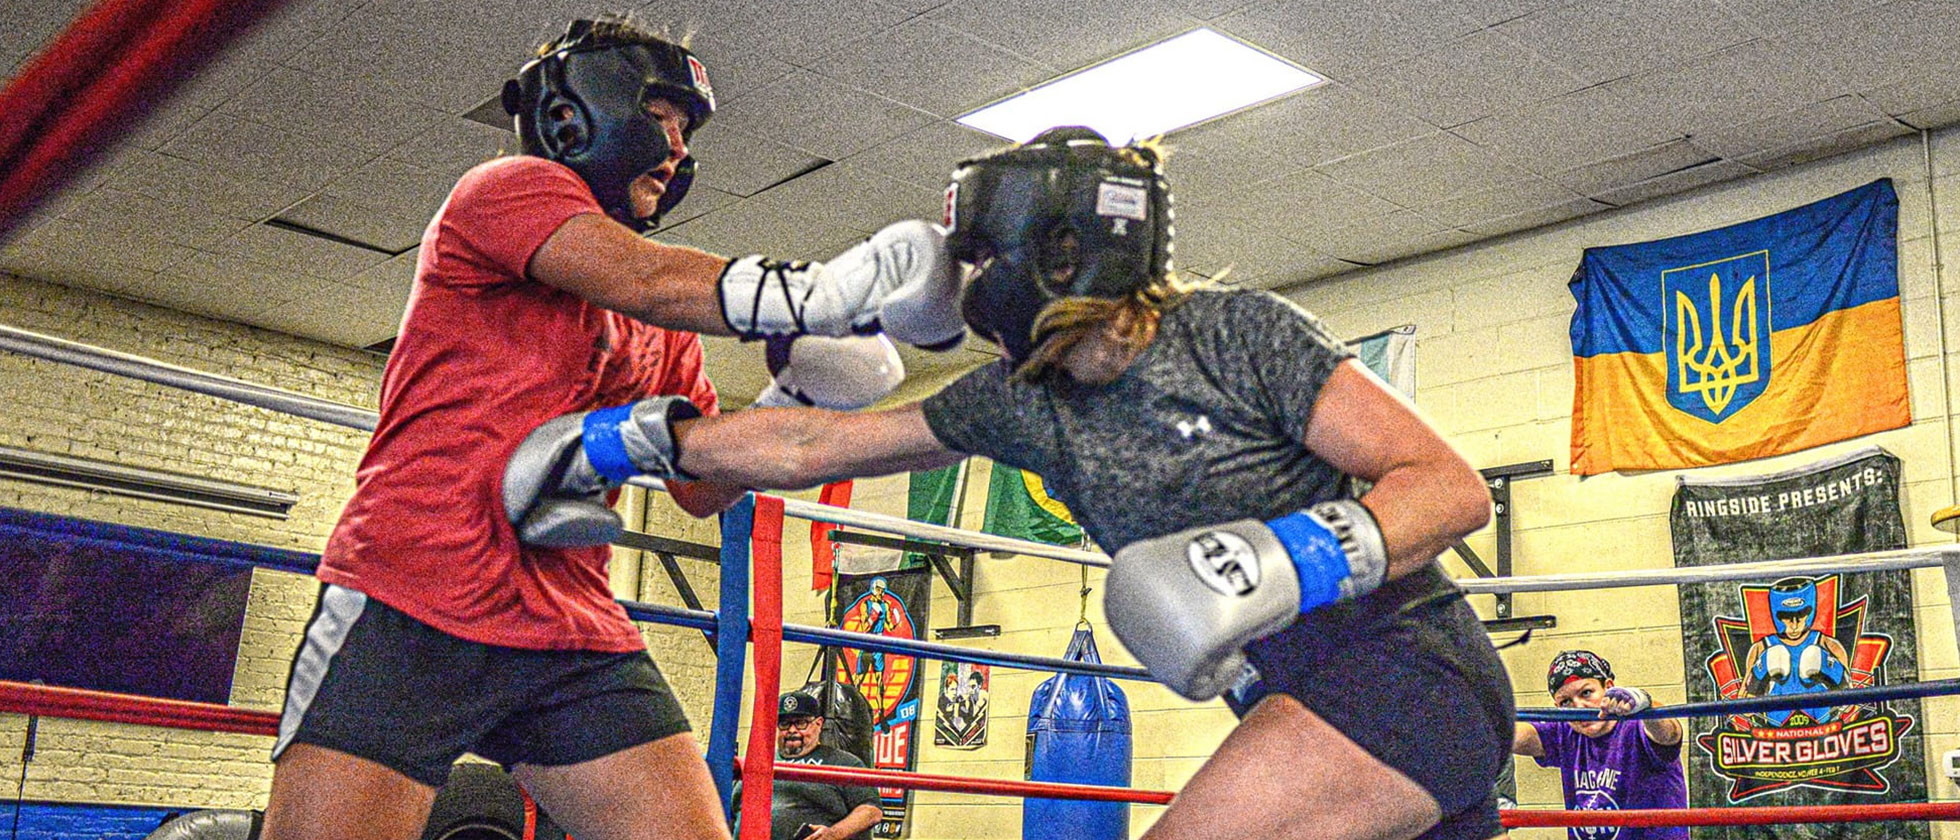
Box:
[1105,500,1388,701]
[753,334,905,410]
[1763,645,1792,681]
[1798,645,1824,680]
[718,220,964,349]
[502,396,701,547]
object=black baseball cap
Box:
[779,692,822,719]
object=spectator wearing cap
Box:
[733,692,884,840]
[1512,650,1688,840]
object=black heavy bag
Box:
[799,674,876,767]
[1024,626,1131,840]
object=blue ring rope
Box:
[1517,677,1960,721]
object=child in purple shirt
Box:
[1513,650,1688,840]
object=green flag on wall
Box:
[905,464,961,565]
[982,464,1083,546]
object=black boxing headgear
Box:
[1547,650,1614,696]
[503,19,715,233]
[944,127,1174,366]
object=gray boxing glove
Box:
[752,333,905,410]
[501,396,701,547]
[718,220,963,349]
[1105,500,1388,701]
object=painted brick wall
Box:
[0,272,725,813]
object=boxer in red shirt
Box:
[262,18,959,840]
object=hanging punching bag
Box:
[1024,625,1131,840]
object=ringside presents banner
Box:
[1571,180,1907,475]
[1671,448,1927,840]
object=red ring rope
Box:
[7,679,1959,828]
[1502,802,1960,828]
[0,680,277,737]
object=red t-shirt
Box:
[319,156,719,652]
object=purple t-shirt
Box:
[1532,720,1688,840]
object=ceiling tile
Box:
[1497,0,1754,86]
[349,249,420,295]
[216,224,393,281]
[1316,131,1534,207]
[1719,0,1887,35]
[61,189,254,252]
[1591,159,1755,207]
[219,66,449,155]
[1897,101,1960,134]
[708,71,936,162]
[6,217,197,274]
[686,123,831,198]
[1460,196,1610,237]
[1453,77,1685,173]
[247,278,412,348]
[160,114,374,192]
[1312,210,1462,264]
[99,151,310,222]
[1858,62,1960,120]
[276,194,425,254]
[762,164,943,236]
[1351,29,1586,128]
[684,33,799,107]
[1547,139,1716,198]
[650,186,743,232]
[1164,120,1304,208]
[1736,121,1915,173]
[386,118,513,178]
[1774,0,1960,93]
[1212,0,1482,79]
[1170,208,1275,276]
[1613,39,1841,138]
[632,0,916,64]
[841,120,1007,190]
[120,55,274,151]
[1416,177,1583,229]
[1451,0,1561,28]
[1692,95,1896,160]
[1225,83,1451,167]
[324,157,459,224]
[928,0,1199,74]
[815,18,1055,118]
[1226,169,1403,241]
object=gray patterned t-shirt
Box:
[922,289,1358,553]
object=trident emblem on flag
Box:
[1664,252,1772,423]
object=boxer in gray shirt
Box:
[627,127,1509,840]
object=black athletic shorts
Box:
[272,584,692,788]
[1228,564,1514,840]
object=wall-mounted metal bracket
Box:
[1454,459,1556,630]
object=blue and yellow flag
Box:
[1569,179,1908,475]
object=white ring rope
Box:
[10,324,1957,583]
[0,323,1107,564]
[1457,545,1960,595]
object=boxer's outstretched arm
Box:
[673,403,963,490]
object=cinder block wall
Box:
[0,273,728,813]
[0,271,378,810]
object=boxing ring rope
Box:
[9,324,1960,833]
[6,679,1959,831]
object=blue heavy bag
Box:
[1024,625,1131,840]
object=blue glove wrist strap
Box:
[583,403,640,482]
[1267,512,1351,614]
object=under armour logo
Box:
[1176,415,1212,439]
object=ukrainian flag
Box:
[1570,179,1908,475]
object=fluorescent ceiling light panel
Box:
[957,29,1323,143]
